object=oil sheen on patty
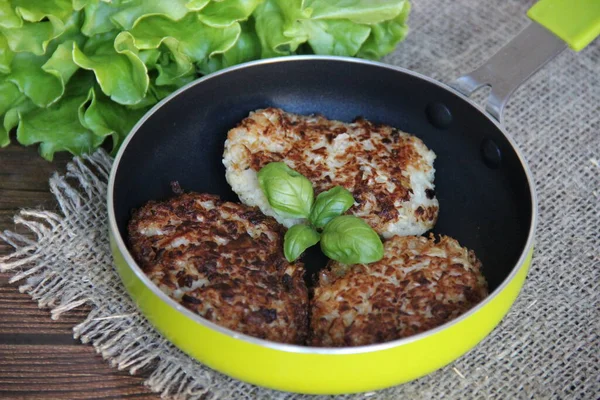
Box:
[223,108,439,238]
[128,192,309,345]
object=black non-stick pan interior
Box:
[113,58,533,291]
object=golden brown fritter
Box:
[223,108,439,238]
[128,192,308,345]
[310,235,488,347]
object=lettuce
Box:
[0,0,410,160]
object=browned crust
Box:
[127,192,308,344]
[226,108,439,234]
[310,235,488,347]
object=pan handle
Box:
[451,0,600,124]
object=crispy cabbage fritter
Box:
[223,108,439,238]
[310,235,488,347]
[128,192,309,344]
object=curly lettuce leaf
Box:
[186,0,211,12]
[1,15,65,55]
[0,78,21,115]
[80,0,123,36]
[79,86,148,152]
[109,0,191,30]
[3,11,84,108]
[198,20,261,74]
[197,0,262,27]
[254,0,309,57]
[154,38,195,87]
[4,0,83,54]
[147,82,179,102]
[254,0,408,57]
[0,78,22,146]
[16,73,102,160]
[11,0,73,23]
[0,33,14,73]
[128,12,242,83]
[304,19,370,56]
[0,0,411,160]
[78,0,194,35]
[305,0,406,24]
[0,1,22,29]
[0,125,8,147]
[138,48,161,68]
[43,40,81,88]
[73,32,149,105]
[8,52,67,106]
[72,0,92,12]
[3,100,35,149]
[2,92,35,135]
[128,13,240,61]
[357,0,410,59]
[17,97,98,160]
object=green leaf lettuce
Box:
[0,0,410,160]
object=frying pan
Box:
[107,0,599,395]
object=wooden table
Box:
[0,145,158,399]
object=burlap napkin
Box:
[1,0,598,399]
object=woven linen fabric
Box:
[1,0,599,399]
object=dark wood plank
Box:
[0,273,90,337]
[0,345,156,399]
[0,145,158,399]
[0,144,71,191]
[0,145,71,255]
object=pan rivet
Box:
[425,102,452,129]
[481,139,502,168]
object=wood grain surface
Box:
[0,145,158,399]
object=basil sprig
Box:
[284,224,321,263]
[320,216,384,264]
[258,162,384,264]
[258,162,314,219]
[309,186,355,228]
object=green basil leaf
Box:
[309,186,355,228]
[258,162,314,219]
[284,224,320,262]
[320,215,383,264]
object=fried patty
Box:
[310,235,488,347]
[223,108,439,238]
[127,192,308,344]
